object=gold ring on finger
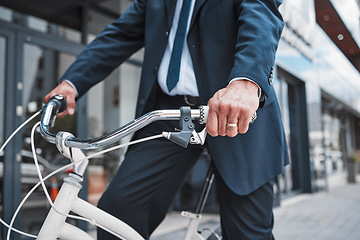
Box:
[226,123,238,127]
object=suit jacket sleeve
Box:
[60,0,146,98]
[229,0,284,97]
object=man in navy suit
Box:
[44,0,289,239]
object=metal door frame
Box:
[0,26,21,238]
[0,19,85,239]
[277,66,312,194]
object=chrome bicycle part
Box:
[198,105,209,125]
[56,131,88,176]
[41,106,208,149]
[249,111,257,124]
[55,131,74,158]
[189,128,207,145]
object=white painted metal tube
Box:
[59,223,94,240]
[72,198,144,240]
[37,178,81,239]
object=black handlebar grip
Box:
[49,95,68,114]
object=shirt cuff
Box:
[229,77,262,99]
[63,80,79,96]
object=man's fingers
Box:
[57,110,69,118]
[225,123,238,137]
[206,110,219,137]
[224,102,240,137]
[207,80,260,137]
[43,93,53,104]
[217,104,228,136]
[237,114,250,134]
[43,81,77,118]
[66,96,76,115]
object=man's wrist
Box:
[63,80,79,96]
[229,77,262,99]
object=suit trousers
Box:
[97,89,275,240]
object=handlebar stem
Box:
[56,132,89,176]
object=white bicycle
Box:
[1,95,222,240]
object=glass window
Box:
[0,35,6,212]
[0,6,12,22]
[19,43,79,233]
[274,76,293,194]
[0,36,5,148]
[26,16,82,43]
[322,112,343,175]
[23,14,82,43]
[22,43,44,110]
[22,43,77,111]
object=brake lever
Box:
[190,127,207,145]
[162,106,209,147]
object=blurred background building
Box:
[0,0,359,238]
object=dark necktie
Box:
[166,0,192,92]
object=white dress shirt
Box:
[158,0,199,97]
[158,0,261,98]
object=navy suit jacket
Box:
[61,0,289,195]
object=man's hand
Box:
[43,81,77,118]
[207,80,259,137]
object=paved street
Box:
[151,173,360,240]
[87,173,360,239]
[273,179,360,240]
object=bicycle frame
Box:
[34,95,210,240]
[182,165,215,240]
[37,147,144,240]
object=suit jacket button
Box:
[268,66,274,85]
[153,66,158,74]
[268,77,273,85]
[139,98,146,105]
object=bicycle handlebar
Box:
[40,95,68,142]
[40,95,209,149]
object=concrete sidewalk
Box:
[88,173,360,239]
[151,173,360,240]
[273,175,360,240]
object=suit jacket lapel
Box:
[166,0,207,29]
[190,0,207,27]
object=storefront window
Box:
[322,112,344,174]
[273,76,293,194]
[0,36,5,148]
[0,6,12,22]
[0,35,6,215]
[26,16,82,43]
[19,42,79,233]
